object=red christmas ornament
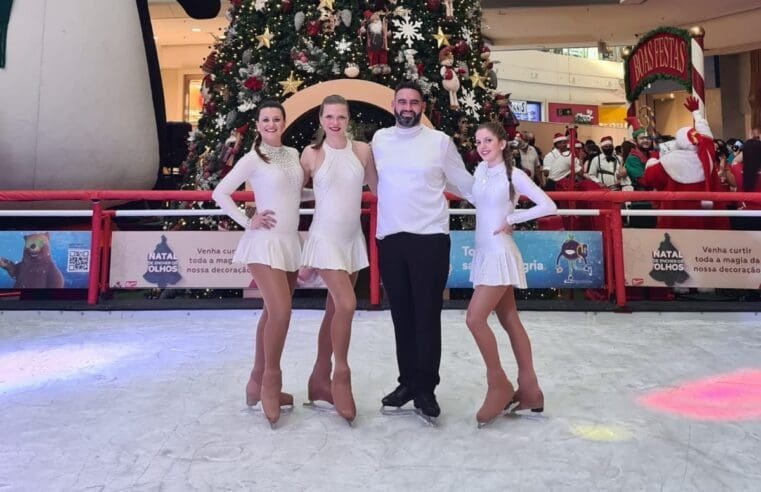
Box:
[454,40,468,56]
[223,61,234,74]
[306,20,321,37]
[281,0,293,13]
[204,101,217,114]
[483,101,492,114]
[243,76,263,92]
[230,0,242,6]
[426,0,441,12]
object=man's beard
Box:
[638,141,651,152]
[395,109,421,128]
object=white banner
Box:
[110,231,326,289]
[623,229,761,289]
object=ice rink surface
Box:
[1,309,760,491]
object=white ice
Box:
[1,309,760,491]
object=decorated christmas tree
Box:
[175,0,512,230]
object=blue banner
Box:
[0,231,91,289]
[448,231,604,288]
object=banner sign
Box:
[548,103,599,126]
[623,229,761,289]
[110,231,326,289]
[0,231,90,289]
[625,27,691,102]
[448,231,604,289]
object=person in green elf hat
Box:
[619,119,655,189]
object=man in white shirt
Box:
[587,136,630,190]
[542,133,584,187]
[512,131,542,185]
[368,81,473,420]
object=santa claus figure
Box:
[639,96,729,230]
[364,11,390,75]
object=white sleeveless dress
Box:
[469,162,557,287]
[212,143,304,272]
[301,141,369,273]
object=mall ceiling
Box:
[149,0,761,55]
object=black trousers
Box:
[377,232,450,395]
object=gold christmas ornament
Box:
[279,71,304,95]
[469,72,487,90]
[432,26,451,48]
[317,0,334,11]
[256,27,273,48]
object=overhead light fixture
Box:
[191,27,202,33]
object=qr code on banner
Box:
[67,248,90,273]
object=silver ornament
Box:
[340,9,352,27]
[294,11,305,31]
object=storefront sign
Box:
[623,229,761,289]
[548,103,599,126]
[0,231,90,288]
[110,231,326,289]
[625,27,691,102]
[448,231,604,288]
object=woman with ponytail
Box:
[467,122,557,427]
[212,100,303,427]
[299,95,376,424]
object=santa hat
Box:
[574,142,583,149]
[553,133,567,143]
[600,136,614,146]
[626,116,648,139]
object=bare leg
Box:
[466,285,515,424]
[317,269,358,422]
[307,294,335,403]
[248,264,295,424]
[495,287,543,411]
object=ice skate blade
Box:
[245,403,294,415]
[380,405,416,416]
[303,400,337,413]
[414,409,439,427]
[505,403,547,421]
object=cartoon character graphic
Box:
[0,232,64,288]
[555,234,591,283]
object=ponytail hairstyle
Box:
[476,121,515,201]
[252,99,286,163]
[741,138,761,192]
[311,94,350,150]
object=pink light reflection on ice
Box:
[638,369,761,421]
[0,345,137,392]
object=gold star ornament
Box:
[279,71,304,95]
[432,26,451,48]
[256,27,273,49]
[469,72,488,90]
[317,0,334,10]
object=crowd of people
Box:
[510,97,760,231]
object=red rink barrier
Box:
[1,190,759,308]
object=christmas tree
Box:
[175,0,509,230]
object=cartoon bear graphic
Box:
[0,232,64,288]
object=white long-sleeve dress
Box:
[300,141,368,273]
[212,143,304,272]
[470,162,558,287]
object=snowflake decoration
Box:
[392,17,424,48]
[254,0,267,11]
[215,114,227,130]
[335,38,352,55]
[460,89,482,118]
[461,27,473,48]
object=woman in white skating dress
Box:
[299,95,375,424]
[466,121,557,427]
[212,100,303,427]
